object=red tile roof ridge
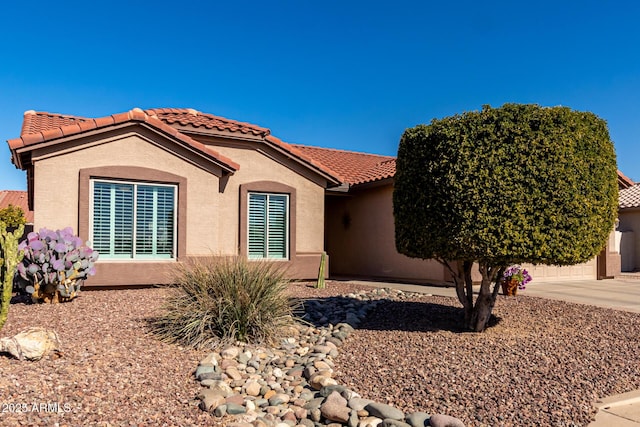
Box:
[145,108,270,136]
[292,143,396,160]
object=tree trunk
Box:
[444,260,505,332]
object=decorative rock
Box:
[226,403,247,415]
[381,420,412,427]
[359,416,383,427]
[428,414,465,427]
[226,394,245,405]
[199,353,218,366]
[220,358,238,369]
[293,406,308,419]
[201,373,225,385]
[321,391,350,423]
[349,397,374,411]
[365,402,405,421]
[193,287,461,426]
[208,380,233,397]
[309,408,322,422]
[226,367,243,381]
[0,327,61,361]
[268,393,291,406]
[298,419,315,427]
[221,346,240,359]
[281,410,297,422]
[198,389,226,412]
[214,404,227,417]
[245,380,261,397]
[405,412,431,427]
[310,374,338,390]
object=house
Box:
[617,173,640,272]
[5,107,624,286]
[297,146,625,283]
[7,108,341,286]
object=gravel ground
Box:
[0,281,638,427]
[333,293,640,427]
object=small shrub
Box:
[16,227,99,303]
[151,256,299,349]
[0,205,26,230]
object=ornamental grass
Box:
[150,256,300,349]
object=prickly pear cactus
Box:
[0,222,25,331]
[15,227,98,304]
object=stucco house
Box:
[7,108,343,286]
[6,107,624,286]
[618,173,640,272]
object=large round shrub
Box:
[394,103,618,331]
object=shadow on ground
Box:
[296,295,501,333]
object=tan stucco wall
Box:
[30,129,327,284]
[33,133,220,256]
[327,182,604,284]
[325,184,447,283]
[213,144,326,255]
[521,260,597,282]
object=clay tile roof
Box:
[292,145,396,185]
[20,110,90,136]
[8,109,239,172]
[0,190,34,223]
[619,184,640,209]
[145,108,270,136]
[618,170,634,189]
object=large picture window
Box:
[248,192,289,259]
[91,180,176,259]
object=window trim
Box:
[79,166,187,261]
[90,179,177,260]
[247,192,290,260]
[239,181,296,261]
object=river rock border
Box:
[195,288,466,427]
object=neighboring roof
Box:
[8,109,240,173]
[618,170,634,189]
[292,145,396,186]
[0,190,33,223]
[619,184,640,209]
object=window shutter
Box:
[267,195,287,259]
[247,192,289,260]
[92,182,133,257]
[92,180,174,259]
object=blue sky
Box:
[2,0,640,190]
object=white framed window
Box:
[90,179,176,259]
[248,192,289,259]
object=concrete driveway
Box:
[522,278,640,313]
[342,277,640,313]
